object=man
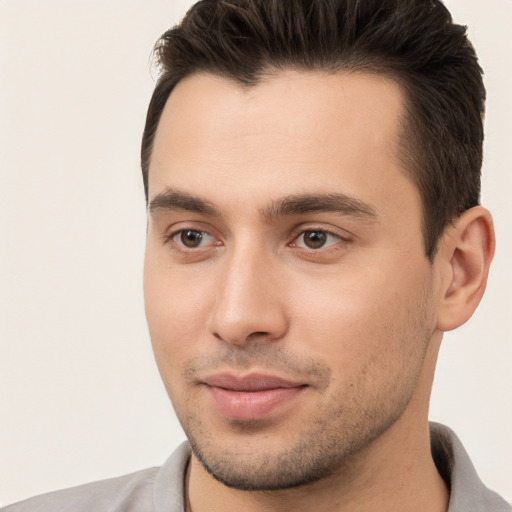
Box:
[4,0,510,510]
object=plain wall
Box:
[0,0,510,506]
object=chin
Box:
[185,413,397,492]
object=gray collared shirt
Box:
[3,423,510,511]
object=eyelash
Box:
[165,226,350,255]
[289,227,347,251]
[166,229,220,253]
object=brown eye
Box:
[302,230,328,249]
[179,230,205,248]
[294,229,342,250]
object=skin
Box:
[144,71,494,511]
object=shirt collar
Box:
[430,422,510,511]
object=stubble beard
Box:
[169,286,435,492]
[174,341,430,492]
[187,405,407,491]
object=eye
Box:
[294,230,342,250]
[173,229,216,249]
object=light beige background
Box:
[0,0,510,506]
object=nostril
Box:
[213,331,272,345]
[246,331,271,342]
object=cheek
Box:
[289,260,433,372]
[143,254,213,380]
[291,275,434,421]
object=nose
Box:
[207,244,289,346]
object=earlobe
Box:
[436,206,495,332]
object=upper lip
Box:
[202,373,305,391]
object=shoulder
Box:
[2,467,159,512]
[429,423,511,512]
[2,442,191,512]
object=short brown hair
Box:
[141,0,485,259]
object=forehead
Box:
[148,70,416,222]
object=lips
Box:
[202,373,306,420]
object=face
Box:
[144,71,440,490]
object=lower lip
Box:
[207,386,304,420]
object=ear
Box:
[436,206,495,332]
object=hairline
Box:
[143,65,437,259]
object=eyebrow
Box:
[148,188,377,221]
[262,193,378,220]
[149,189,221,216]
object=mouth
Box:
[202,373,307,421]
